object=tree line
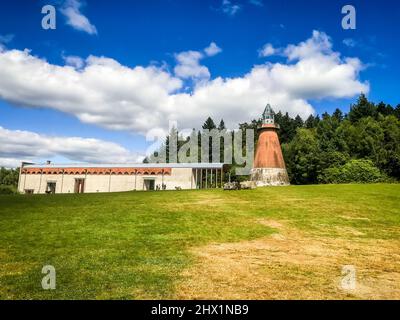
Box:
[146,94,400,184]
[0,167,19,194]
[280,94,400,184]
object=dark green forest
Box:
[272,94,399,184]
[0,167,19,194]
[281,94,400,184]
[146,94,400,185]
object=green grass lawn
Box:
[0,184,399,299]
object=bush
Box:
[318,159,387,184]
[0,185,17,195]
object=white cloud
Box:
[0,31,369,135]
[220,0,241,16]
[284,30,332,61]
[204,42,222,57]
[217,0,261,16]
[0,126,144,168]
[60,0,97,35]
[0,34,14,51]
[343,38,357,48]
[174,42,222,81]
[0,158,24,169]
[63,55,85,69]
[259,43,276,57]
[0,34,14,44]
[174,50,210,81]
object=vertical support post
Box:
[38,170,43,194]
[84,169,87,193]
[211,170,217,188]
[200,169,203,189]
[205,169,208,189]
[23,171,27,191]
[210,169,213,187]
[108,169,112,192]
[135,170,137,190]
[61,169,64,193]
[221,168,223,188]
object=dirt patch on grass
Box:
[258,219,284,229]
[191,198,227,206]
[335,226,366,236]
[175,219,400,299]
[339,215,371,221]
[189,195,252,208]
[184,193,234,206]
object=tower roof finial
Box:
[262,103,275,124]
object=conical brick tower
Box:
[250,104,290,186]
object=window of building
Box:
[143,179,155,191]
[46,182,56,194]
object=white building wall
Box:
[163,168,194,190]
[84,175,113,193]
[135,175,160,191]
[109,175,136,192]
[17,168,202,194]
[60,174,86,193]
[41,174,64,193]
[18,173,40,193]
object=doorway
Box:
[143,179,155,191]
[74,179,85,193]
[46,182,56,194]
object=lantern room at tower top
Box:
[262,104,277,126]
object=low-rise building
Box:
[18,162,224,194]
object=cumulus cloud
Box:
[0,126,144,168]
[204,42,222,57]
[0,34,14,44]
[174,42,222,81]
[174,50,210,81]
[284,31,333,61]
[259,43,277,57]
[63,54,85,69]
[60,0,97,35]
[0,34,14,51]
[0,31,369,135]
[216,0,261,16]
[343,38,357,48]
[220,0,241,16]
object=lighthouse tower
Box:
[250,104,290,186]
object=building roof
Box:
[262,104,274,118]
[22,162,225,169]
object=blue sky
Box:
[0,0,399,166]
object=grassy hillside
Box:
[0,184,399,299]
